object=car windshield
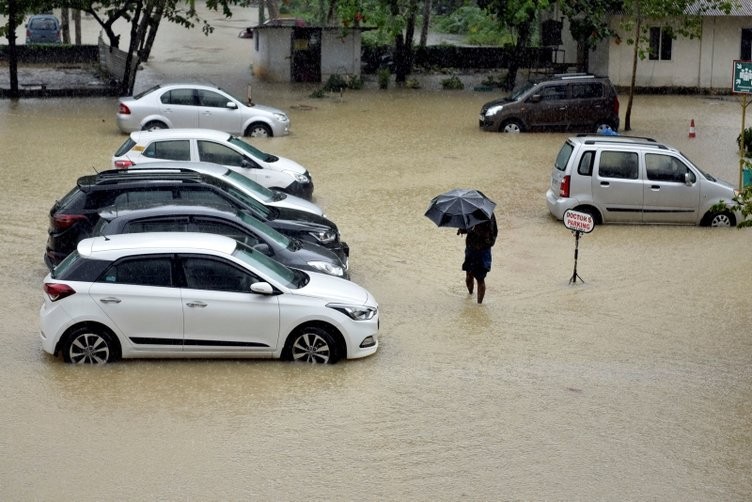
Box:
[228,135,277,162]
[223,170,275,203]
[509,81,537,101]
[232,240,309,288]
[202,176,274,219]
[236,210,296,249]
[680,152,716,181]
[554,142,574,171]
[133,84,161,100]
[50,251,82,279]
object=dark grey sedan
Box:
[92,202,349,279]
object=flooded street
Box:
[2,9,752,500]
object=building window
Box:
[742,28,752,60]
[649,26,672,61]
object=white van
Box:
[113,129,314,200]
[546,135,742,226]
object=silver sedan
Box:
[116,83,290,137]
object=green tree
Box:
[617,0,732,130]
[483,0,550,90]
[558,0,614,72]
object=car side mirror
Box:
[250,282,274,295]
[252,243,272,256]
[226,101,238,110]
[684,172,692,186]
[529,94,542,103]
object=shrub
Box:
[378,67,390,89]
[441,75,464,90]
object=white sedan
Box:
[116,83,290,137]
[40,233,379,364]
[112,128,313,199]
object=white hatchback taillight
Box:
[559,175,571,198]
[118,103,131,115]
[44,283,76,302]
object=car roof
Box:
[568,135,676,152]
[78,232,238,260]
[128,128,233,142]
[126,161,232,177]
[98,201,241,221]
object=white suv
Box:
[546,135,741,226]
[40,232,379,364]
[113,129,314,200]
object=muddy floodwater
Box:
[2,11,752,501]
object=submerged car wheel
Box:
[707,211,734,227]
[287,326,339,364]
[143,120,168,131]
[62,326,119,364]
[246,123,272,137]
[501,120,523,133]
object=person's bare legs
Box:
[465,272,474,294]
[476,279,486,304]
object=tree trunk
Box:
[7,0,19,98]
[120,1,144,96]
[138,0,165,63]
[74,9,82,45]
[505,23,532,91]
[624,15,641,131]
[61,7,70,44]
[419,0,432,48]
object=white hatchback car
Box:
[116,84,290,137]
[113,129,313,199]
[40,233,379,364]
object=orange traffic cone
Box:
[688,119,696,138]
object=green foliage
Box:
[377,67,390,89]
[432,5,510,46]
[711,174,752,229]
[737,127,752,156]
[441,74,464,90]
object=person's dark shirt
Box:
[464,214,498,251]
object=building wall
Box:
[251,29,292,81]
[606,15,748,90]
[320,30,361,80]
[251,27,362,83]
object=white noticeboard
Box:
[563,210,594,233]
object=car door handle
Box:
[99,297,121,304]
[600,181,610,187]
[651,185,661,190]
[186,301,207,308]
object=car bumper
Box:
[286,180,314,200]
[343,314,379,360]
[116,115,139,133]
[545,188,574,221]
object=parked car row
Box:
[41,127,380,366]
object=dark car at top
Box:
[92,202,349,279]
[45,169,349,270]
[479,73,620,134]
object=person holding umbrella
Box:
[424,189,498,304]
[458,213,497,303]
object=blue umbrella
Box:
[424,188,496,229]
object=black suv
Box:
[45,170,348,269]
[479,73,620,133]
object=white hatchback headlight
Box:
[273,112,289,122]
[327,303,377,321]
